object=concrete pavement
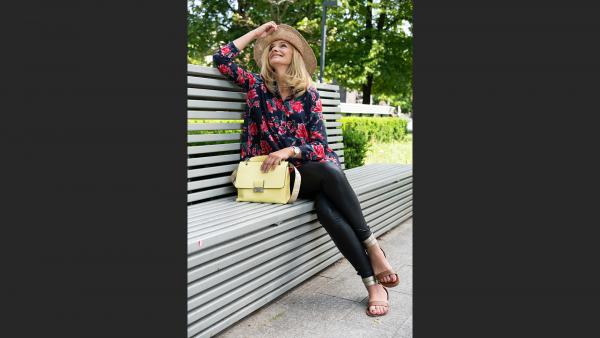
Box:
[215,218,413,338]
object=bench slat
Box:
[188,123,241,131]
[188,163,238,179]
[188,133,240,143]
[321,99,341,106]
[188,88,246,100]
[188,64,224,77]
[317,91,340,99]
[188,186,236,202]
[188,76,242,90]
[187,111,243,120]
[188,176,232,191]
[188,100,246,111]
[323,114,341,120]
[188,143,239,155]
[188,153,239,166]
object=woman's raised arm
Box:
[212,22,278,91]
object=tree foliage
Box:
[188,0,412,111]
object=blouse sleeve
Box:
[297,88,330,161]
[212,41,259,92]
[240,109,260,161]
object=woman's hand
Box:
[260,148,293,173]
[253,22,278,39]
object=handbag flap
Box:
[234,161,288,189]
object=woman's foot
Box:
[366,244,399,285]
[366,283,389,316]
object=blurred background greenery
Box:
[188,0,412,110]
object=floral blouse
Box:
[212,41,342,170]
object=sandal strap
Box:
[362,275,379,288]
[367,301,389,307]
[375,269,398,280]
[367,286,390,306]
[362,233,378,249]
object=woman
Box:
[213,22,399,317]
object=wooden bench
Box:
[187,64,413,337]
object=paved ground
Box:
[215,218,413,338]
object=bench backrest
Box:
[339,102,397,117]
[187,64,345,204]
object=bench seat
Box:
[187,163,412,337]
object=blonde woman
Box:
[213,22,399,317]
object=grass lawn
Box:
[364,133,412,165]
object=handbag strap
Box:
[288,164,301,203]
[229,162,301,204]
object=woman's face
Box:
[268,39,293,67]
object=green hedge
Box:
[340,117,408,169]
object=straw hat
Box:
[253,24,317,76]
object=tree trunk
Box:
[362,73,373,104]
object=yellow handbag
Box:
[229,155,301,204]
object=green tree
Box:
[326,0,412,108]
[187,0,412,111]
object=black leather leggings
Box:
[290,161,374,278]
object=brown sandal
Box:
[362,276,390,317]
[362,234,400,288]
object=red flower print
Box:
[217,64,230,76]
[296,123,309,139]
[236,72,245,86]
[222,45,231,55]
[311,130,323,140]
[241,148,245,158]
[291,101,303,113]
[260,140,272,154]
[247,73,256,88]
[313,144,325,159]
[249,122,258,136]
[266,100,274,113]
[247,89,257,101]
[313,99,322,113]
[261,119,269,132]
[275,99,285,111]
[286,120,295,132]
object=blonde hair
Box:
[259,41,315,98]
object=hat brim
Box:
[253,24,317,76]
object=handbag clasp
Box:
[253,179,265,193]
